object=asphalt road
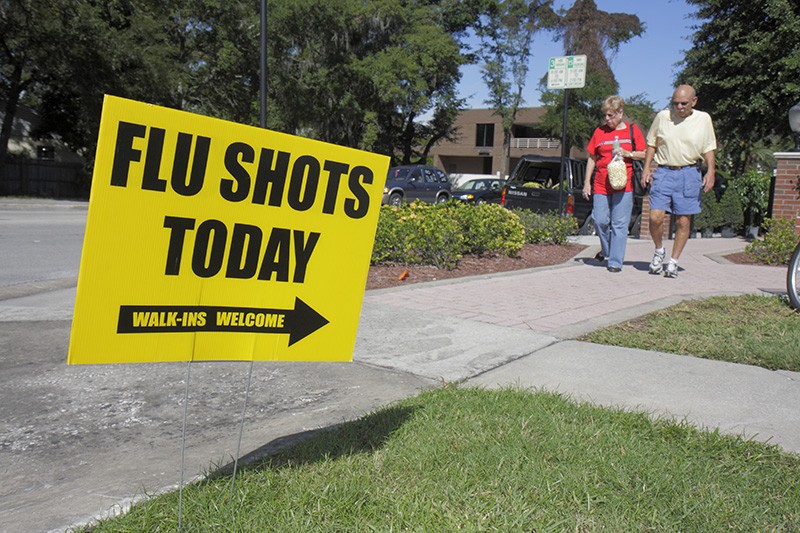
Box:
[0,198,434,532]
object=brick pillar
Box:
[639,193,672,241]
[640,194,653,239]
[772,152,800,233]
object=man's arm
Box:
[642,145,656,189]
[702,150,715,193]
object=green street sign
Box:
[547,55,587,90]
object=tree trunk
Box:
[0,63,26,190]
[501,129,512,179]
[401,112,417,164]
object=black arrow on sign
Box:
[284,298,330,346]
[117,297,329,346]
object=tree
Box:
[1,0,215,175]
[35,0,193,159]
[2,0,480,183]
[267,0,479,164]
[476,0,556,178]
[557,0,642,88]
[353,2,469,163]
[678,0,800,175]
[368,0,486,164]
[177,1,261,125]
[0,0,82,181]
[536,0,648,152]
[538,72,618,154]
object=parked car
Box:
[382,165,451,206]
[500,155,645,237]
[501,156,593,233]
[452,178,506,204]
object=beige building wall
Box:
[430,107,585,179]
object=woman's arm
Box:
[623,124,646,160]
[583,156,596,200]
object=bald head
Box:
[674,84,697,99]
[672,85,698,118]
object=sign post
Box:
[547,55,587,213]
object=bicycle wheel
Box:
[788,242,800,310]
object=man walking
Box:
[641,84,716,278]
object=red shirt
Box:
[586,123,645,195]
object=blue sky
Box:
[457,0,701,110]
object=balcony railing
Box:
[510,137,561,150]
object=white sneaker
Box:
[649,249,666,274]
[664,261,679,278]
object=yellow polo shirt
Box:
[646,108,717,167]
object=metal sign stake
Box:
[230,361,255,499]
[178,361,192,530]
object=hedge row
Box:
[371,202,577,269]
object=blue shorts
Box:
[649,166,702,215]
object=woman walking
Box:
[582,95,646,272]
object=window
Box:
[423,168,438,183]
[512,125,548,138]
[476,124,494,147]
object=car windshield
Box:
[460,179,502,191]
[462,180,485,191]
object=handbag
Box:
[629,123,647,195]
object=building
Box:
[430,107,585,180]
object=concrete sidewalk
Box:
[356,235,800,455]
[362,236,787,339]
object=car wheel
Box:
[578,215,596,236]
[388,192,403,207]
[476,198,486,205]
[436,194,449,204]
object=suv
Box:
[501,155,644,237]
[382,165,451,206]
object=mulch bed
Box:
[723,251,764,266]
[365,245,769,291]
[366,243,586,290]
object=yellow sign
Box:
[68,96,388,365]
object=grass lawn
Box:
[85,387,800,531]
[582,294,800,371]
[84,295,800,532]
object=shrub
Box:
[512,209,579,245]
[745,217,799,265]
[718,188,744,232]
[728,169,771,228]
[403,203,463,269]
[371,203,463,269]
[372,203,573,268]
[372,205,411,264]
[693,190,722,234]
[448,202,525,257]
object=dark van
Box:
[382,165,451,206]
